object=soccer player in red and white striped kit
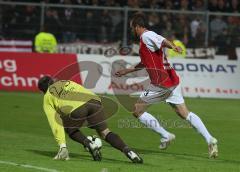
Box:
[115,13,218,158]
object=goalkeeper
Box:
[38,76,142,163]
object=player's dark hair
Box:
[131,12,148,28]
[38,76,54,93]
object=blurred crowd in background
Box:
[0,0,240,54]
[2,0,240,12]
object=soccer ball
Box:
[87,135,102,149]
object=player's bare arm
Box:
[115,62,144,77]
[162,39,183,54]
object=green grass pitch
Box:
[0,91,240,172]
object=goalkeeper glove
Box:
[53,146,70,160]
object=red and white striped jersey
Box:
[139,31,179,88]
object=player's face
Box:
[132,27,137,37]
[130,21,138,37]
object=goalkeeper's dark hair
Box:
[38,76,54,93]
[131,12,149,28]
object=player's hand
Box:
[53,147,70,160]
[173,46,183,54]
[115,69,128,77]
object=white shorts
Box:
[140,84,184,104]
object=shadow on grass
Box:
[25,149,82,158]
[25,149,153,166]
[133,147,240,165]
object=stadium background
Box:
[0,1,240,172]
[0,0,240,58]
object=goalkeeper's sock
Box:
[138,112,170,139]
[186,112,212,144]
[105,132,129,153]
[68,129,91,147]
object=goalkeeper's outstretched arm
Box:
[43,104,69,160]
[43,104,66,147]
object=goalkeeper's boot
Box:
[208,137,218,158]
[87,141,102,161]
[159,133,176,150]
[124,148,143,164]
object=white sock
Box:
[138,112,170,139]
[186,112,212,144]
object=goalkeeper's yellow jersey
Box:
[43,80,101,146]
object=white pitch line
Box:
[0,160,59,172]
